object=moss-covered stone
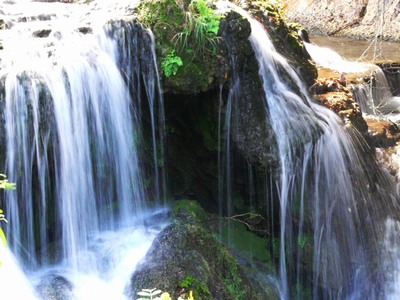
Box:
[247,0,318,87]
[220,219,274,269]
[137,0,225,94]
[171,199,209,224]
[130,200,279,300]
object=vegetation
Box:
[0,174,16,191]
[0,174,16,266]
[172,0,221,56]
[161,50,183,77]
[137,0,223,93]
[178,275,211,299]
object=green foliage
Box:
[220,220,273,268]
[0,174,16,191]
[137,0,222,92]
[196,282,210,299]
[0,174,15,266]
[161,50,183,77]
[174,0,221,55]
[253,0,286,19]
[179,276,197,289]
[178,276,210,300]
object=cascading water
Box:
[220,3,400,299]
[0,0,166,299]
[304,41,395,115]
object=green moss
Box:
[179,275,196,288]
[179,224,254,299]
[297,234,311,249]
[172,199,208,223]
[248,0,317,86]
[178,275,211,300]
[220,220,273,268]
[137,0,223,93]
[196,282,211,299]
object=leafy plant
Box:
[0,209,7,247]
[161,50,183,77]
[179,276,196,288]
[0,174,15,267]
[173,0,221,55]
[0,174,16,191]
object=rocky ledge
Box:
[285,0,400,41]
[310,78,368,135]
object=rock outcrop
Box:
[285,0,400,41]
[130,200,279,300]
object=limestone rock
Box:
[311,78,368,134]
[285,0,400,41]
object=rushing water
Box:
[3,0,400,299]
[218,3,400,299]
[304,41,395,115]
[0,0,166,298]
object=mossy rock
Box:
[130,222,278,300]
[247,0,317,87]
[137,0,225,94]
[171,199,209,224]
[130,200,279,299]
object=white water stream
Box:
[219,2,400,299]
[304,41,399,115]
[0,1,165,299]
[3,0,400,299]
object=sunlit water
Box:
[309,35,400,62]
[0,0,165,299]
[304,41,395,115]
[1,218,166,300]
[219,2,400,299]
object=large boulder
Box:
[130,200,279,300]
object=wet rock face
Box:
[137,0,318,175]
[219,11,279,170]
[245,0,318,87]
[367,117,400,182]
[36,275,73,300]
[311,78,368,134]
[378,62,400,96]
[365,118,400,148]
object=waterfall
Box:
[383,218,400,299]
[304,41,395,115]
[224,4,399,299]
[0,0,166,298]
